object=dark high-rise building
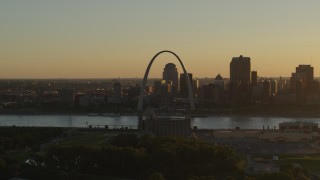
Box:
[262,80,271,102]
[270,79,278,97]
[251,71,257,85]
[230,55,251,84]
[296,65,314,81]
[180,73,193,97]
[213,74,225,104]
[229,55,251,102]
[290,64,318,103]
[291,64,314,93]
[199,84,215,104]
[113,81,122,97]
[163,63,178,94]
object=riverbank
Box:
[0,111,319,118]
[0,115,319,129]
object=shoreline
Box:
[0,112,319,119]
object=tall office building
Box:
[251,71,258,85]
[113,81,122,97]
[180,73,193,97]
[230,55,251,84]
[163,63,178,94]
[193,79,200,90]
[291,65,314,93]
[214,74,225,89]
[229,55,251,102]
[213,74,225,104]
[291,64,318,103]
[270,79,278,97]
[296,65,314,81]
[262,80,271,102]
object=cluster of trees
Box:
[35,134,244,179]
[1,130,312,179]
[0,127,63,179]
[0,127,63,151]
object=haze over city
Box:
[1,1,320,78]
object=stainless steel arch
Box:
[138,50,195,112]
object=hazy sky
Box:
[1,1,320,78]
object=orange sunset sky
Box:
[1,1,320,78]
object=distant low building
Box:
[260,131,317,143]
[213,128,319,143]
[276,93,296,104]
[42,91,59,102]
[79,95,105,107]
[107,96,128,104]
[279,121,318,132]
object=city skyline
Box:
[1,1,320,78]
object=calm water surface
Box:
[0,115,319,129]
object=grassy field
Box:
[59,131,115,147]
[6,149,31,164]
[278,154,320,173]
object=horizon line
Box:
[0,76,311,80]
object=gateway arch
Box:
[138,50,195,112]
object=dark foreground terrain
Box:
[0,127,318,179]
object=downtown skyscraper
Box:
[229,55,251,103]
[163,63,179,94]
[230,55,251,84]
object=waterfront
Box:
[0,115,319,129]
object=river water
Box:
[0,115,319,129]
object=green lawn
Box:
[278,154,320,173]
[59,132,112,147]
[6,149,30,164]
